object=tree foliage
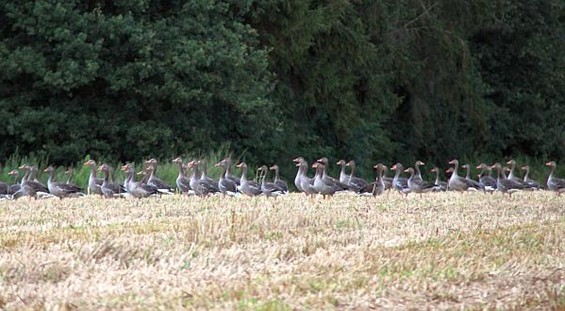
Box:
[0,0,563,179]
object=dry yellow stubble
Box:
[0,191,563,310]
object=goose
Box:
[336,160,348,183]
[7,169,21,195]
[447,159,470,191]
[257,165,286,197]
[316,157,350,191]
[215,159,238,197]
[172,157,192,195]
[390,163,410,196]
[520,165,541,190]
[476,163,497,193]
[121,164,159,198]
[144,159,174,194]
[545,161,565,195]
[269,164,289,194]
[97,164,124,198]
[83,160,103,195]
[359,163,386,196]
[345,160,368,192]
[187,160,215,197]
[311,162,337,198]
[292,157,306,192]
[16,165,50,198]
[461,164,482,191]
[491,163,524,197]
[198,159,220,194]
[296,159,316,196]
[405,167,434,196]
[236,162,262,196]
[44,166,84,199]
[413,160,426,183]
[430,167,447,191]
[220,158,241,186]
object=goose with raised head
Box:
[311,162,337,198]
[12,167,37,200]
[405,167,435,196]
[505,160,522,181]
[187,160,215,197]
[44,166,84,199]
[296,158,316,196]
[520,165,540,190]
[144,159,174,194]
[97,164,124,198]
[18,165,50,197]
[461,164,482,191]
[430,167,447,191]
[476,163,497,193]
[545,161,565,195]
[7,170,21,195]
[316,157,350,191]
[390,163,410,196]
[345,160,368,192]
[215,159,238,197]
[221,158,240,186]
[359,163,386,196]
[198,159,220,194]
[83,160,103,195]
[172,157,192,195]
[236,162,262,196]
[336,160,348,183]
[258,165,286,197]
[491,163,524,197]
[292,157,306,192]
[269,164,289,194]
[447,159,470,191]
[413,160,426,183]
[121,164,158,198]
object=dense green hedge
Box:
[1,0,564,181]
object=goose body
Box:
[84,160,103,195]
[405,167,434,195]
[236,162,262,196]
[390,163,410,195]
[311,162,337,198]
[545,161,565,195]
[359,163,386,196]
[44,166,84,199]
[98,164,124,198]
[476,163,497,193]
[492,163,524,196]
[430,167,447,191]
[270,164,289,194]
[258,165,286,197]
[215,159,238,196]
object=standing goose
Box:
[236,162,262,196]
[269,164,289,194]
[83,160,103,195]
[390,163,410,196]
[461,164,482,191]
[172,158,192,195]
[413,160,426,183]
[258,165,286,197]
[405,167,435,196]
[316,157,350,191]
[12,167,37,200]
[311,162,337,198]
[198,159,220,194]
[545,161,565,195]
[144,159,174,194]
[491,163,524,197]
[359,163,386,196]
[296,159,316,196]
[7,169,21,195]
[187,160,215,197]
[292,157,306,192]
[221,158,240,186]
[18,165,50,197]
[336,160,348,184]
[520,165,540,190]
[44,166,84,199]
[476,163,497,193]
[215,159,238,197]
[505,160,522,181]
[430,167,447,191]
[121,164,158,198]
[447,159,470,191]
[97,164,124,198]
[345,160,368,192]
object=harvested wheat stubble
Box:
[0,191,563,310]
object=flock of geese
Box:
[1,157,565,201]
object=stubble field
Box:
[0,191,563,310]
